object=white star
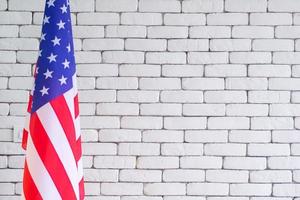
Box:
[35,67,39,74]
[40,33,46,41]
[66,43,71,52]
[60,4,68,13]
[51,36,61,46]
[43,69,53,79]
[58,75,67,85]
[47,53,57,63]
[47,0,55,8]
[66,0,70,6]
[38,49,42,57]
[62,59,70,69]
[40,86,49,96]
[57,20,65,30]
[43,15,50,24]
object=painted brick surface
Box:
[1,0,300,198]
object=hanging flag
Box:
[21,0,84,199]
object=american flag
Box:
[21,0,84,199]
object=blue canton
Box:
[31,0,75,113]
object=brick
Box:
[162,65,204,77]
[80,116,119,129]
[273,184,300,197]
[77,13,119,25]
[273,130,300,143]
[0,12,31,24]
[248,91,290,103]
[164,117,207,130]
[225,0,267,12]
[232,26,274,38]
[0,0,7,10]
[163,169,205,182]
[140,103,182,116]
[137,156,179,169]
[139,0,180,12]
[84,169,118,182]
[144,183,186,195]
[0,90,28,102]
[190,26,231,38]
[224,157,266,170]
[274,52,300,64]
[161,90,203,103]
[143,130,184,143]
[251,117,293,130]
[73,26,104,38]
[97,103,139,116]
[96,0,137,11]
[0,103,9,115]
[119,64,161,77]
[210,39,251,51]
[250,13,292,25]
[230,184,272,196]
[77,77,95,89]
[0,169,23,181]
[269,0,300,12]
[185,130,228,143]
[168,39,208,51]
[139,78,181,90]
[101,183,143,195]
[0,26,19,37]
[183,78,224,90]
[82,143,117,155]
[118,143,160,155]
[148,26,188,38]
[83,39,124,50]
[77,64,118,77]
[121,13,162,25]
[94,156,136,169]
[249,65,291,77]
[226,78,268,90]
[161,143,203,155]
[8,77,33,89]
[250,170,292,183]
[230,52,271,64]
[121,116,163,129]
[207,13,248,25]
[164,14,205,25]
[180,156,222,169]
[205,64,246,77]
[208,117,249,129]
[270,104,300,116]
[81,129,98,142]
[253,39,294,51]
[187,183,229,196]
[120,169,161,182]
[226,104,268,116]
[75,51,101,63]
[182,0,223,13]
[270,78,300,90]
[99,129,141,142]
[269,157,300,169]
[183,104,225,116]
[205,91,247,103]
[79,90,116,102]
[205,143,246,156]
[248,144,290,156]
[106,25,146,38]
[102,51,144,64]
[206,170,249,183]
[276,26,300,38]
[96,77,138,89]
[188,52,228,64]
[70,0,95,12]
[117,90,159,103]
[0,183,14,195]
[0,51,16,63]
[125,39,166,51]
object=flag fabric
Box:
[21,0,84,199]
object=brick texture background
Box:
[1,0,300,199]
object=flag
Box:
[21,0,84,199]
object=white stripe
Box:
[77,157,83,181]
[37,104,79,199]
[26,134,62,200]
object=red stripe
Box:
[74,94,79,118]
[50,95,79,161]
[79,178,84,200]
[29,112,77,199]
[27,95,33,113]
[23,160,43,200]
[22,129,28,150]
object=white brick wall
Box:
[1,0,300,198]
